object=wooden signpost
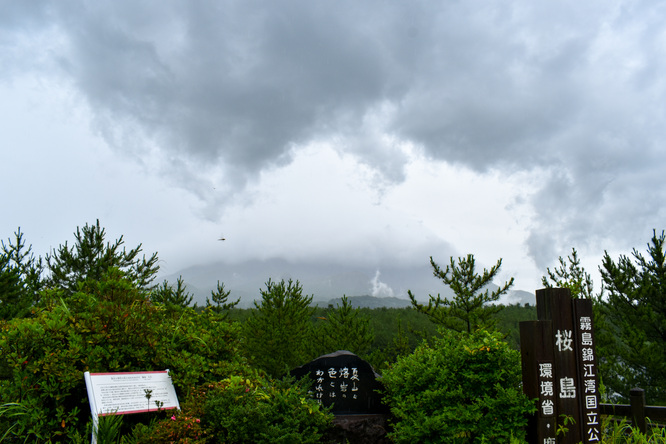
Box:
[521,288,600,443]
[84,370,180,443]
[520,320,556,443]
[573,298,601,442]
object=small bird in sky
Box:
[218,235,226,241]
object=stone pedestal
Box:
[325,414,391,444]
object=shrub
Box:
[142,374,333,444]
[0,269,243,441]
[600,416,666,443]
[382,329,535,443]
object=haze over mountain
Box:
[6,2,663,300]
[165,259,535,308]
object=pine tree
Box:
[541,248,594,299]
[205,281,240,318]
[243,279,315,378]
[315,295,374,356]
[150,276,194,312]
[386,318,412,360]
[597,230,666,404]
[409,254,513,333]
[0,254,22,320]
[0,229,43,319]
[45,220,159,294]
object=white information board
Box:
[84,370,180,443]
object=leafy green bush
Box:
[155,305,246,394]
[0,269,243,441]
[382,329,535,443]
[142,374,333,443]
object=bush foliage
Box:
[5,221,666,442]
[0,268,243,441]
[141,375,332,444]
[382,329,535,443]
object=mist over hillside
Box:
[162,258,536,308]
[325,291,535,309]
[325,295,413,309]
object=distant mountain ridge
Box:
[162,257,449,308]
[161,257,536,308]
[325,295,413,309]
[326,292,535,309]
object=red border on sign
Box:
[90,371,168,376]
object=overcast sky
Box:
[1,1,665,295]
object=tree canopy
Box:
[243,279,315,378]
[205,281,240,319]
[0,229,43,319]
[409,254,514,333]
[45,220,159,294]
[596,230,666,404]
[541,247,594,299]
[315,295,374,357]
[150,276,195,313]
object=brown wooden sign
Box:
[536,288,583,443]
[573,299,601,443]
[521,288,601,443]
[520,320,557,443]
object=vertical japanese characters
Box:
[574,303,600,443]
[313,366,361,403]
[555,328,577,400]
[539,362,555,417]
[522,288,600,444]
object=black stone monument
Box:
[290,350,387,415]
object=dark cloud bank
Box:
[3,0,665,270]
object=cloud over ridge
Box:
[2,0,665,289]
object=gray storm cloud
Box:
[2,0,666,267]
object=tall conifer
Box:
[597,230,666,404]
[243,279,315,378]
[45,220,159,294]
[409,254,513,333]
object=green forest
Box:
[1,221,665,443]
